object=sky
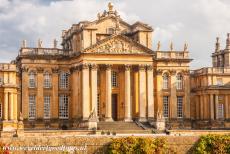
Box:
[0,0,230,69]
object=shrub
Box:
[108,137,167,154]
[194,134,230,154]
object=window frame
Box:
[59,95,69,119]
[176,73,183,90]
[44,72,52,88]
[163,96,169,118]
[59,72,69,89]
[29,95,36,119]
[177,96,183,118]
[162,73,169,90]
[29,71,36,88]
[44,95,51,119]
[112,71,118,87]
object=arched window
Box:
[44,72,51,88]
[176,74,183,90]
[112,71,118,87]
[59,72,69,89]
[162,73,169,90]
[29,71,36,88]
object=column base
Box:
[138,117,147,122]
[124,117,133,122]
[2,120,18,132]
[105,117,114,122]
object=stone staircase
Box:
[98,121,144,131]
[97,121,155,134]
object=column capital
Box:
[105,64,112,70]
[91,64,98,71]
[51,67,59,73]
[36,67,44,73]
[81,63,90,70]
[124,64,131,71]
[21,66,29,72]
[146,65,153,71]
[138,64,146,71]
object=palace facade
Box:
[0,3,229,132]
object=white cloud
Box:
[0,0,230,69]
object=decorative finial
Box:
[37,39,43,48]
[170,42,173,51]
[157,41,161,51]
[97,13,101,20]
[184,42,188,51]
[22,40,27,48]
[226,33,230,50]
[215,37,220,52]
[53,39,58,48]
[108,2,114,12]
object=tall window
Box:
[112,71,118,87]
[0,103,2,119]
[97,94,100,116]
[44,72,51,88]
[162,73,169,89]
[44,96,51,119]
[218,103,224,119]
[176,74,183,90]
[59,95,68,119]
[59,72,69,89]
[177,96,183,118]
[163,96,169,118]
[29,95,36,119]
[29,71,36,88]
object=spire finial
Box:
[157,41,161,51]
[215,37,220,52]
[226,33,230,50]
[170,42,173,51]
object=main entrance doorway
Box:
[112,94,118,121]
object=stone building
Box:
[3,3,226,132]
[191,34,230,129]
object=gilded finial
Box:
[170,42,173,51]
[157,41,161,51]
[184,42,188,51]
[108,2,114,12]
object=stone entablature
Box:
[191,67,230,76]
[0,64,16,71]
[19,48,67,56]
[156,51,190,59]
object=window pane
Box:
[163,74,169,89]
[218,103,224,119]
[29,95,36,119]
[59,72,69,89]
[59,95,68,119]
[176,74,183,90]
[29,72,36,88]
[112,71,118,87]
[44,72,51,88]
[44,96,51,119]
[177,96,183,118]
[163,96,169,118]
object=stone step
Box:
[98,122,144,130]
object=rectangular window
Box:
[44,73,52,88]
[29,95,36,119]
[112,71,118,87]
[29,72,36,88]
[218,103,224,119]
[44,96,51,119]
[59,95,68,119]
[163,96,169,118]
[177,96,183,118]
[0,103,2,119]
[59,72,69,89]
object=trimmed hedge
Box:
[108,137,167,154]
[195,134,230,154]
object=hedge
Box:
[194,134,230,154]
[108,137,167,154]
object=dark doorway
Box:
[112,94,118,121]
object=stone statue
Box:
[22,40,27,48]
[19,112,23,121]
[53,39,58,48]
[184,42,188,51]
[38,39,43,48]
[97,13,101,20]
[157,41,161,51]
[170,42,173,51]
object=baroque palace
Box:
[0,3,229,133]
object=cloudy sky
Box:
[0,0,230,69]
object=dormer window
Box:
[107,28,115,34]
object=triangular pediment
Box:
[83,35,154,55]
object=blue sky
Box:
[0,0,230,69]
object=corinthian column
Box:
[105,64,113,121]
[138,64,147,122]
[147,65,154,120]
[82,64,90,120]
[91,64,98,119]
[3,92,8,121]
[124,65,132,122]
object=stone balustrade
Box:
[0,64,16,71]
[191,67,230,75]
[156,51,189,59]
[19,48,68,56]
